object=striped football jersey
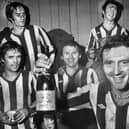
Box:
[86,23,128,52]
[90,81,129,129]
[0,71,36,129]
[54,66,98,111]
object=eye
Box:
[8,56,14,59]
[15,12,26,17]
[120,60,129,65]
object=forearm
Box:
[67,85,90,99]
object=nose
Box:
[114,63,120,75]
[69,54,74,59]
[13,57,19,63]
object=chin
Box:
[112,82,127,90]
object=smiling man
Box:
[90,35,129,129]
[54,40,98,129]
[0,41,36,129]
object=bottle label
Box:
[36,90,56,111]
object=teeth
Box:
[113,77,122,82]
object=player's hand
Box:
[14,108,29,124]
[0,111,17,125]
[34,53,50,75]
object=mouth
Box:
[112,75,126,83]
[12,64,20,69]
[67,59,74,63]
[108,14,114,18]
[20,20,25,23]
[21,21,25,23]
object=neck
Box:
[103,20,115,31]
[12,26,24,35]
[3,70,19,81]
[66,65,79,76]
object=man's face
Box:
[62,45,80,68]
[103,46,129,90]
[3,49,22,72]
[12,6,26,27]
[103,3,117,21]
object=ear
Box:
[9,18,14,23]
[0,59,5,64]
[102,11,105,16]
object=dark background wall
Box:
[0,0,129,47]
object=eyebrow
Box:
[103,57,129,63]
[120,58,129,62]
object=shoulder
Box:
[32,25,46,31]
[54,67,65,79]
[26,24,39,30]
[87,68,98,78]
[20,70,33,77]
[79,65,88,72]
[87,68,97,76]
[56,66,65,75]
[87,68,99,84]
[20,71,36,83]
[90,24,102,38]
[93,24,102,31]
[0,28,11,42]
[98,80,111,94]
[116,24,129,35]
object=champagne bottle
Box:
[36,74,57,129]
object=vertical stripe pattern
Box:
[1,25,54,72]
[87,24,128,51]
[55,67,98,111]
[0,71,36,129]
[90,82,129,129]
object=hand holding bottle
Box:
[14,108,29,124]
[34,53,51,75]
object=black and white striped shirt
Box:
[1,25,55,72]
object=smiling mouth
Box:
[108,14,114,17]
[12,65,19,68]
[20,21,25,23]
[113,76,125,83]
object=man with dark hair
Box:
[0,41,36,129]
[86,0,128,61]
[90,35,129,129]
[1,1,55,75]
[54,40,98,129]
[5,1,30,25]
